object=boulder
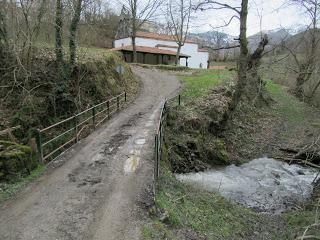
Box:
[0,140,38,181]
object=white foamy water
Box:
[176,157,318,212]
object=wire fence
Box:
[36,92,127,163]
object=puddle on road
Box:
[124,149,141,173]
[124,155,140,173]
[135,138,146,145]
[176,157,318,212]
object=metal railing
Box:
[154,94,181,183]
[36,92,127,163]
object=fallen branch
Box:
[273,156,320,169]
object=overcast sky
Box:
[191,0,309,36]
[110,0,309,37]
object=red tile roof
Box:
[111,45,190,57]
[133,31,197,44]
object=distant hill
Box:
[189,29,294,51]
[283,29,320,52]
[247,29,292,51]
[188,31,237,47]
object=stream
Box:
[176,157,318,212]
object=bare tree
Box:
[167,0,192,65]
[122,0,163,62]
[0,0,8,48]
[69,0,84,69]
[55,0,64,68]
[287,0,320,100]
[196,0,270,130]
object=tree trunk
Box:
[295,72,306,100]
[55,0,63,67]
[175,45,181,65]
[0,0,8,65]
[69,0,82,69]
[217,0,249,131]
[294,61,314,100]
[294,1,318,101]
[244,34,271,105]
[131,2,138,63]
[0,1,7,44]
[131,35,137,63]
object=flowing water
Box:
[176,157,318,212]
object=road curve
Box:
[0,67,180,240]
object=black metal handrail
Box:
[154,94,181,185]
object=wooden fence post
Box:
[117,96,120,111]
[36,129,43,163]
[92,106,96,130]
[74,115,78,143]
[155,134,159,179]
[107,101,110,119]
[178,95,181,106]
[125,92,127,102]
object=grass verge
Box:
[0,164,45,203]
[178,69,234,100]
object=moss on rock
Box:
[0,141,38,181]
[199,137,230,166]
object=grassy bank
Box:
[0,164,45,203]
[143,70,320,239]
[179,69,234,100]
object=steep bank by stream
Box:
[143,70,320,240]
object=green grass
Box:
[179,69,234,100]
[0,164,45,203]
[152,169,260,239]
[266,80,307,124]
[266,80,320,142]
[143,71,320,239]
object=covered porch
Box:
[111,45,190,66]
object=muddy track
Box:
[0,67,180,240]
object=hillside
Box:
[189,28,292,51]
[247,29,291,50]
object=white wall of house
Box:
[114,37,209,69]
[198,52,210,68]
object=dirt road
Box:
[0,67,180,240]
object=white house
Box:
[112,31,209,69]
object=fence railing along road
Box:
[154,95,181,183]
[36,92,127,163]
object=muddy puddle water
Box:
[176,157,318,212]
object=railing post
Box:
[92,106,96,130]
[157,133,160,178]
[125,92,127,102]
[36,129,43,163]
[178,95,181,106]
[155,134,159,179]
[107,101,110,119]
[74,115,78,143]
[117,96,120,111]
